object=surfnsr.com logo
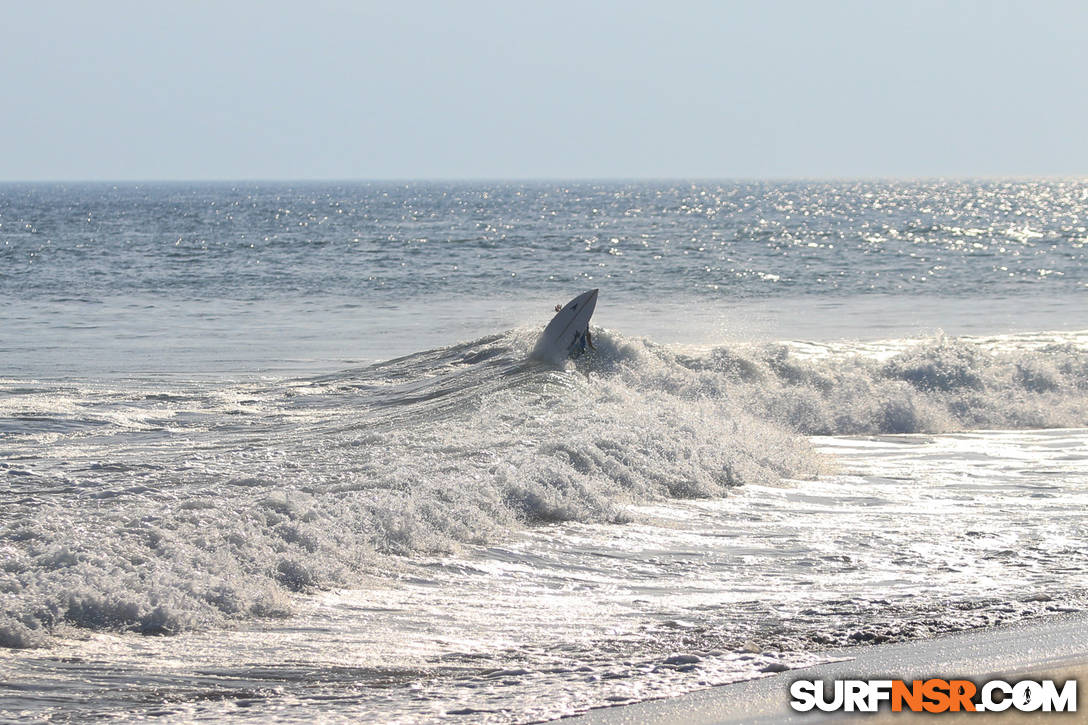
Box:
[790,678,1077,714]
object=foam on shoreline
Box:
[559,612,1088,724]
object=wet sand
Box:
[558,612,1088,724]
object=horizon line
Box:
[2,174,1086,185]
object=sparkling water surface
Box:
[2,181,1087,722]
[5,181,1087,301]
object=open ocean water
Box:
[2,180,1088,722]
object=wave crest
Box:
[3,328,1084,647]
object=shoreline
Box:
[557,612,1088,724]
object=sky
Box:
[3,0,1086,180]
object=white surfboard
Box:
[530,289,598,363]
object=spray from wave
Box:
[667,331,1088,435]
[2,328,1085,648]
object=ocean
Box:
[2,180,1087,722]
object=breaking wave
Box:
[2,328,1086,648]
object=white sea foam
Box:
[1,328,1086,649]
[5,427,1087,723]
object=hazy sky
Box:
[4,0,1086,180]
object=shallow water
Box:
[4,427,1086,722]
